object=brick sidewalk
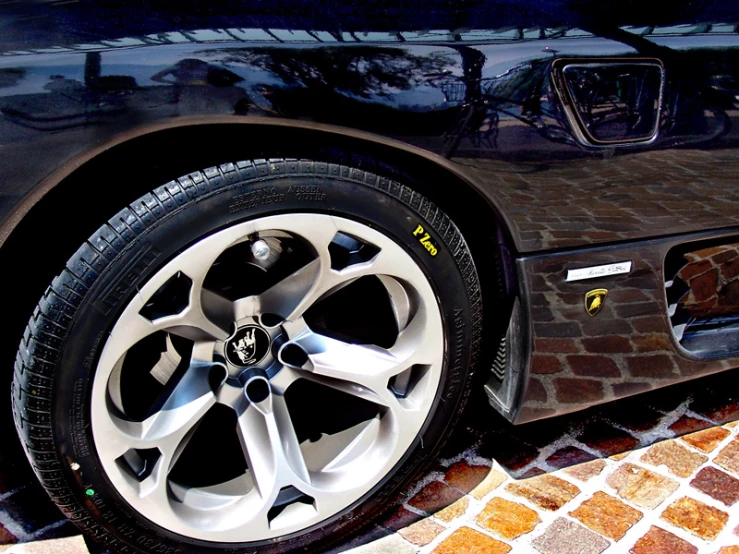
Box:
[2,369,739,554]
[339,419,739,554]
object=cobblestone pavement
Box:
[2,368,739,554]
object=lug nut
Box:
[251,239,271,261]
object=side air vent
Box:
[664,240,739,359]
[552,58,664,147]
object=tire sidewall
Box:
[52,174,476,553]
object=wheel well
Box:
[0,122,516,392]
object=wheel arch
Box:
[0,117,519,408]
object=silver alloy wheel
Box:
[91,213,444,542]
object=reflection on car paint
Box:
[0,6,738,424]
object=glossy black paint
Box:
[1,1,739,422]
[512,228,739,423]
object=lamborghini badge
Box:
[585,289,608,317]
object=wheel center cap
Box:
[225,324,272,367]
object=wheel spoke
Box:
[318,416,382,473]
[149,334,182,385]
[109,364,215,455]
[100,299,228,372]
[387,302,438,362]
[198,288,236,336]
[252,251,396,323]
[153,277,234,343]
[103,223,264,363]
[102,279,237,370]
[236,394,311,501]
[141,364,216,449]
[283,325,413,408]
[163,297,232,342]
[268,366,303,395]
[234,216,336,321]
[103,363,216,500]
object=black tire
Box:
[12,159,482,553]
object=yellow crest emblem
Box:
[585,289,608,317]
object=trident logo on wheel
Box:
[233,328,257,365]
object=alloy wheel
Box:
[90,213,444,542]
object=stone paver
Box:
[545,447,596,470]
[346,534,415,554]
[630,526,698,554]
[715,439,739,476]
[577,422,640,457]
[569,491,642,540]
[443,462,491,494]
[610,452,630,462]
[640,440,708,478]
[397,519,444,547]
[690,395,739,425]
[0,527,16,547]
[4,370,739,554]
[432,527,510,554]
[680,426,731,452]
[660,496,729,540]
[690,466,739,506]
[434,497,469,523]
[563,459,606,482]
[408,481,464,515]
[380,507,424,532]
[531,517,609,554]
[468,468,507,500]
[670,415,712,436]
[476,497,540,540]
[505,474,580,511]
[4,536,89,554]
[606,463,679,509]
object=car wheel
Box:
[12,159,482,553]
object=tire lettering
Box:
[95,243,160,315]
[412,224,438,256]
[83,331,105,369]
[229,187,285,213]
[70,379,90,458]
[287,184,326,202]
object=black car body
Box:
[1,1,739,552]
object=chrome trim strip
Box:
[566,261,632,282]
